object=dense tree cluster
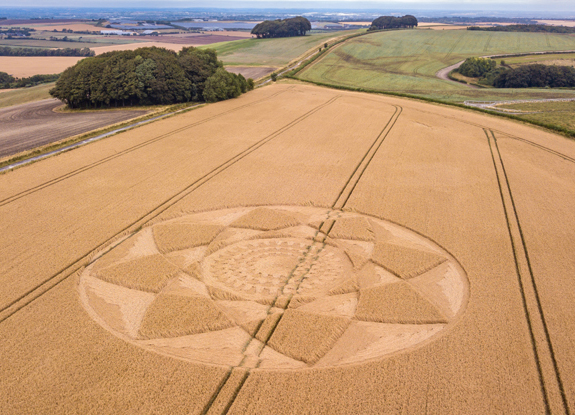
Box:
[0,27,35,36]
[0,72,60,89]
[492,64,575,88]
[468,24,575,34]
[0,46,94,56]
[251,17,311,38]
[457,57,496,77]
[369,15,418,31]
[49,46,253,108]
[0,71,14,88]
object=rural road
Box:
[436,60,467,81]
[0,99,148,159]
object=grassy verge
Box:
[496,100,575,131]
[0,82,54,108]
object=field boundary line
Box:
[0,88,293,207]
[0,94,340,324]
[288,76,575,139]
[487,129,570,415]
[497,132,575,164]
[379,102,575,159]
[491,129,571,415]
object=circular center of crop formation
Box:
[78,206,469,370]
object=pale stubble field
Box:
[0,83,574,414]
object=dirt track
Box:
[0,99,148,159]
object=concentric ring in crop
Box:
[79,205,469,370]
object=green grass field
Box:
[204,31,355,67]
[297,29,575,102]
[501,52,575,68]
[497,100,575,131]
[0,83,53,108]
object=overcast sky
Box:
[0,0,572,12]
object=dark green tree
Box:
[50,46,252,108]
[252,17,311,38]
[369,15,418,31]
[178,47,223,100]
[0,71,15,88]
[458,57,496,77]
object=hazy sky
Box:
[0,0,572,12]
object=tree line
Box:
[0,72,59,89]
[468,24,575,34]
[493,64,575,88]
[369,15,418,31]
[251,17,311,38]
[0,27,35,36]
[0,46,95,56]
[456,57,575,88]
[49,46,254,109]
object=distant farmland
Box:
[297,29,575,102]
[205,30,354,67]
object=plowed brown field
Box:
[1,83,574,414]
[0,99,148,159]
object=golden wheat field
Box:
[0,56,85,77]
[1,82,574,414]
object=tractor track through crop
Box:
[443,31,465,62]
[0,88,293,207]
[484,34,493,53]
[0,93,341,325]
[200,104,403,415]
[487,129,571,415]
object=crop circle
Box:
[79,206,468,370]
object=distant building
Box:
[100,30,136,36]
[142,30,159,35]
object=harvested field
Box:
[0,39,118,49]
[109,34,249,44]
[25,23,100,32]
[226,66,276,79]
[90,42,179,54]
[1,82,575,414]
[0,99,148,159]
[0,56,85,77]
[536,20,575,27]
